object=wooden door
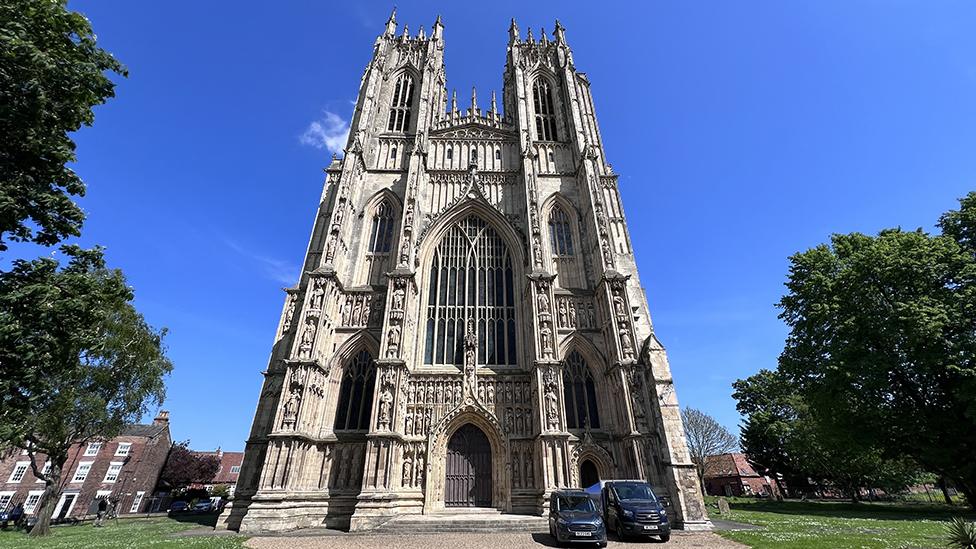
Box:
[445,424,492,507]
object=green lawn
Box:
[714,498,976,549]
[0,515,247,548]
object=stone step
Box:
[371,513,548,534]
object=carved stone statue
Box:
[613,294,626,318]
[387,324,401,356]
[378,389,393,429]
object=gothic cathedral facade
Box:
[220,12,709,532]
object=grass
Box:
[712,497,976,549]
[0,514,247,548]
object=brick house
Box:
[0,411,172,520]
[189,449,244,497]
[703,452,780,498]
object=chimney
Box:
[153,410,170,426]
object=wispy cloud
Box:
[223,238,298,286]
[299,111,350,155]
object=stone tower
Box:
[219,10,710,532]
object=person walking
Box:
[94,498,108,527]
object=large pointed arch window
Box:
[388,74,415,132]
[334,350,377,431]
[563,351,600,429]
[424,215,517,367]
[368,200,395,253]
[533,79,558,141]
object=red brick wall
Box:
[0,423,171,519]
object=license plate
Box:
[574,531,593,537]
[643,525,658,530]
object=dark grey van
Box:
[548,489,607,547]
[600,480,670,542]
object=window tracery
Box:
[563,351,600,429]
[334,349,377,431]
[388,74,414,132]
[424,215,517,367]
[533,79,558,141]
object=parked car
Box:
[168,501,189,513]
[600,480,670,542]
[192,499,214,513]
[548,489,607,547]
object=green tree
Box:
[776,193,976,507]
[0,247,173,536]
[0,0,126,250]
[734,370,922,501]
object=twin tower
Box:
[219,10,710,532]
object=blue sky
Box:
[44,1,976,450]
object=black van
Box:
[600,480,670,542]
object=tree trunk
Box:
[938,476,954,506]
[29,466,62,537]
[956,482,976,511]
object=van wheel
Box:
[659,533,671,543]
[615,520,627,541]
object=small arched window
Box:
[368,200,395,253]
[334,349,377,431]
[388,74,415,132]
[563,351,600,429]
[495,149,501,160]
[533,79,558,141]
[446,147,453,160]
[549,205,575,256]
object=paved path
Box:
[246,531,748,548]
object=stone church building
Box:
[220,11,709,532]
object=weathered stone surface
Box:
[219,11,710,533]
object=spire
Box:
[508,18,520,43]
[451,89,458,113]
[554,19,567,44]
[526,27,534,43]
[402,24,409,39]
[490,90,498,116]
[433,14,443,40]
[540,28,549,44]
[418,25,426,39]
[470,86,478,115]
[384,7,397,36]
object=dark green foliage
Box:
[739,192,976,507]
[0,246,173,535]
[0,0,126,250]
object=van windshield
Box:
[557,495,595,512]
[613,483,657,502]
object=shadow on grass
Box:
[727,499,976,523]
[166,512,220,528]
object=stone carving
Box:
[298,317,316,359]
[626,367,649,431]
[535,279,555,358]
[386,324,401,357]
[281,292,297,334]
[340,292,377,327]
[542,366,560,432]
[463,319,478,396]
[556,295,596,330]
[378,388,393,430]
[620,328,635,359]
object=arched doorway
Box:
[580,459,600,489]
[445,424,492,507]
